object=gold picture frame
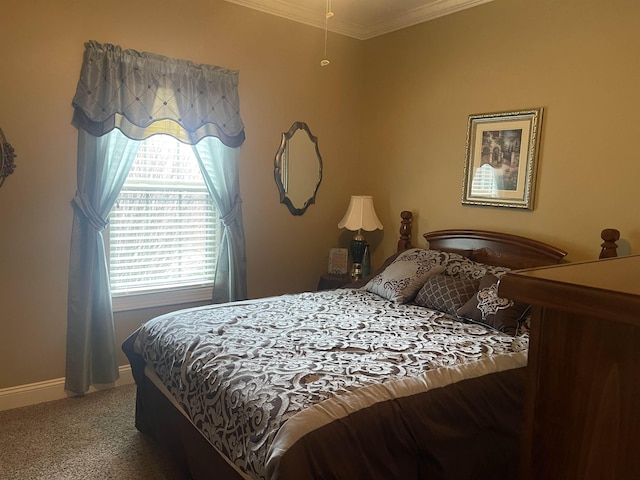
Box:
[462,108,543,210]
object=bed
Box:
[122,211,569,479]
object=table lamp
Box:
[338,195,383,279]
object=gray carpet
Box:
[0,384,189,479]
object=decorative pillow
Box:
[456,273,530,336]
[442,252,511,280]
[414,274,480,315]
[363,248,445,303]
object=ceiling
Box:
[223,0,495,40]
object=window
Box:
[109,134,220,310]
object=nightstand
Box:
[317,273,352,290]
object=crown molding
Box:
[223,0,494,40]
[358,0,495,39]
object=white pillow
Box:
[364,248,445,303]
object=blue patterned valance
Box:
[72,40,245,147]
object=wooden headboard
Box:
[395,211,567,269]
[599,228,620,259]
[424,230,567,269]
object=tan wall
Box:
[0,0,362,388]
[361,0,639,266]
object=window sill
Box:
[112,286,213,312]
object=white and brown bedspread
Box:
[134,288,528,479]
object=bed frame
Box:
[124,211,621,479]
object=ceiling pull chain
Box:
[321,0,333,67]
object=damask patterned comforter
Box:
[133,288,529,479]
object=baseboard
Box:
[0,365,134,412]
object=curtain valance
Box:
[71,40,245,147]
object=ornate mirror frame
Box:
[0,128,17,188]
[274,121,323,216]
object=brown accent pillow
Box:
[414,274,480,315]
[456,273,530,336]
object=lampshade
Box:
[338,196,383,232]
[338,196,383,280]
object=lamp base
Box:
[349,235,367,281]
[350,262,362,280]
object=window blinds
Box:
[109,135,219,295]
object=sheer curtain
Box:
[193,138,247,303]
[66,129,141,393]
[66,40,246,394]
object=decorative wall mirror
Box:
[0,128,17,188]
[274,121,323,216]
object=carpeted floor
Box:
[0,384,189,479]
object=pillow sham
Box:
[456,273,530,336]
[363,248,445,303]
[442,252,511,280]
[414,274,480,315]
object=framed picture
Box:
[462,108,543,210]
[328,248,348,274]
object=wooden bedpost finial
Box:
[599,228,620,259]
[397,211,413,252]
